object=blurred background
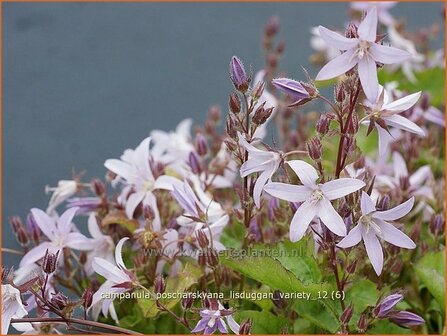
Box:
[3,2,444,267]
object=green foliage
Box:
[234,311,288,334]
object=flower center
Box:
[143,180,154,191]
[356,40,370,60]
[310,188,324,204]
[359,214,382,236]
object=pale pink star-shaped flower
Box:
[316,6,410,102]
[363,86,425,157]
[2,284,28,334]
[264,160,365,242]
[238,133,282,208]
[337,191,416,275]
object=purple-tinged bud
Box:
[188,151,202,175]
[230,56,249,92]
[430,214,445,236]
[374,293,403,318]
[340,303,354,324]
[276,40,286,54]
[248,217,262,243]
[420,93,430,111]
[267,197,280,221]
[316,114,330,135]
[377,195,391,211]
[272,290,287,309]
[207,249,219,267]
[143,205,156,221]
[27,213,41,244]
[252,102,274,125]
[181,296,194,310]
[195,133,208,156]
[345,23,358,39]
[225,116,238,140]
[198,252,207,267]
[82,287,94,309]
[307,138,322,160]
[272,78,310,104]
[239,318,253,335]
[265,16,279,37]
[399,176,411,191]
[2,266,13,284]
[9,216,23,233]
[357,313,368,333]
[66,197,102,214]
[79,251,87,265]
[91,178,106,196]
[347,260,358,274]
[346,113,359,134]
[42,249,59,274]
[16,227,29,247]
[209,105,221,122]
[335,82,345,103]
[195,230,209,249]
[51,292,69,310]
[252,80,265,100]
[229,92,241,114]
[154,276,166,295]
[389,311,425,327]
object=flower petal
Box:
[315,49,357,81]
[125,191,146,219]
[376,125,393,158]
[318,198,347,236]
[321,178,365,200]
[362,229,384,275]
[376,219,416,249]
[358,6,378,42]
[392,152,408,179]
[374,197,414,221]
[57,207,79,236]
[318,26,358,50]
[358,56,379,102]
[66,232,96,250]
[104,159,134,182]
[369,44,411,64]
[226,315,240,334]
[337,224,362,248]
[382,91,421,113]
[88,213,104,239]
[360,191,376,214]
[154,175,181,191]
[409,165,432,186]
[115,237,129,270]
[286,160,319,188]
[383,115,425,136]
[30,208,56,240]
[92,258,129,283]
[19,242,53,267]
[263,182,311,202]
[289,201,318,242]
[253,169,272,209]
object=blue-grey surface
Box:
[2,2,444,267]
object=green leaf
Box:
[137,262,202,318]
[344,278,380,328]
[368,319,411,334]
[414,250,445,312]
[293,299,340,333]
[234,310,288,334]
[220,252,330,296]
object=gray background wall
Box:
[3,2,444,267]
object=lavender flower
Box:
[316,7,410,102]
[374,293,403,318]
[1,284,28,334]
[272,78,310,104]
[337,191,416,275]
[238,133,282,208]
[192,301,240,334]
[18,207,95,270]
[90,237,135,322]
[362,86,425,157]
[45,180,78,215]
[66,197,102,214]
[264,160,365,241]
[389,311,425,327]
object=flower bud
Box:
[154,276,166,295]
[252,102,273,125]
[345,23,358,39]
[195,133,208,156]
[316,114,330,135]
[91,178,106,196]
[307,138,322,160]
[195,230,209,249]
[377,195,391,211]
[16,227,29,247]
[272,78,310,104]
[225,115,238,139]
[239,318,253,335]
[374,293,403,318]
[340,303,354,324]
[207,249,219,267]
[143,205,156,221]
[389,311,425,327]
[252,81,265,100]
[229,92,241,114]
[265,16,279,37]
[272,290,287,309]
[2,266,13,283]
[79,251,87,265]
[276,41,286,54]
[82,287,94,309]
[27,213,41,243]
[188,151,202,174]
[430,214,444,236]
[230,56,249,92]
[335,82,345,103]
[9,216,23,233]
[420,93,430,111]
[347,260,358,274]
[198,252,207,267]
[51,292,69,310]
[42,249,59,274]
[357,313,368,333]
[181,296,194,310]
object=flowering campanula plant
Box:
[2,4,445,335]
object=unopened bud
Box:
[265,16,279,37]
[92,178,106,196]
[229,92,241,114]
[307,138,322,160]
[195,133,208,156]
[276,41,286,54]
[195,230,210,249]
[154,276,166,295]
[79,251,87,265]
[207,249,219,267]
[188,151,202,174]
[357,313,368,333]
[2,266,13,283]
[82,288,94,309]
[181,296,194,310]
[51,292,69,310]
[347,260,358,274]
[340,303,354,324]
[209,105,221,122]
[316,114,330,135]
[230,56,249,92]
[42,249,59,274]
[225,115,238,139]
[377,195,391,211]
[345,23,358,39]
[374,293,403,318]
[272,290,287,309]
[430,214,444,236]
[27,213,41,243]
[252,81,265,100]
[239,318,253,335]
[389,311,425,327]
[16,227,29,247]
[143,205,156,221]
[252,103,273,125]
[335,83,345,103]
[10,216,23,233]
